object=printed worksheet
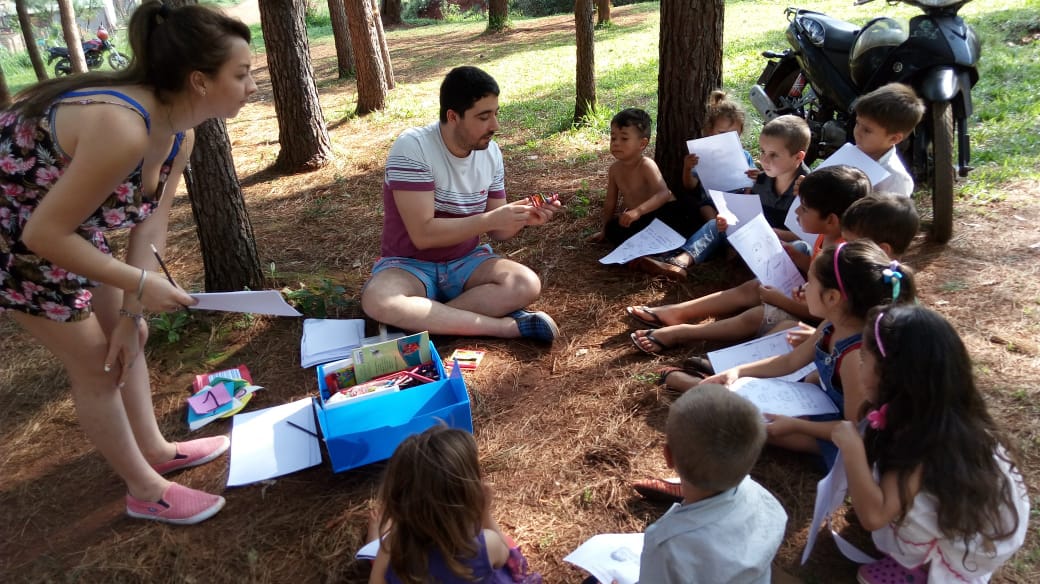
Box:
[784,195,817,246]
[708,327,817,382]
[816,142,890,186]
[708,189,764,233]
[685,131,755,192]
[803,450,877,565]
[726,214,806,292]
[730,377,839,417]
[564,533,644,584]
[599,219,686,264]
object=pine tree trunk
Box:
[596,0,611,26]
[574,0,596,125]
[488,0,509,32]
[16,0,48,81]
[328,0,355,78]
[655,0,724,193]
[258,0,333,172]
[345,0,388,115]
[369,0,395,90]
[382,0,402,26]
[56,0,88,74]
[185,120,265,292]
[0,64,11,108]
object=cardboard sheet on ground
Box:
[599,219,685,265]
[726,214,806,292]
[564,533,644,584]
[731,377,840,417]
[708,327,817,382]
[685,131,754,192]
[190,290,302,317]
[708,189,764,233]
[803,450,878,565]
[816,143,891,186]
[227,397,322,487]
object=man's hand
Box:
[525,199,562,226]
[490,202,535,232]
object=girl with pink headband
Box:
[691,240,916,469]
[833,305,1029,583]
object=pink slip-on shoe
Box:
[857,555,929,584]
[152,436,230,475]
[126,483,225,525]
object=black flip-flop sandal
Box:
[630,330,672,354]
[625,305,665,329]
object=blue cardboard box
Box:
[313,342,472,472]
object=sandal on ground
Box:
[630,330,673,354]
[682,355,715,376]
[857,555,928,584]
[632,477,683,504]
[661,251,692,270]
[626,305,666,329]
[627,256,687,281]
[656,366,685,386]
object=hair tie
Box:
[882,261,903,301]
[873,311,887,358]
[867,403,889,430]
[833,242,848,299]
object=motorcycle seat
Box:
[814,13,861,52]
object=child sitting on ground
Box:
[840,191,919,256]
[612,385,786,583]
[682,90,756,222]
[833,305,1029,583]
[629,165,870,354]
[368,426,540,584]
[588,108,697,247]
[851,83,925,197]
[641,115,812,279]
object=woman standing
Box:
[0,1,257,524]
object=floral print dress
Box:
[0,89,184,322]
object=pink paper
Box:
[188,382,233,415]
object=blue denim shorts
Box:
[370,244,498,302]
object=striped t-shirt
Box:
[381,122,506,262]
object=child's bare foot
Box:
[625,305,682,328]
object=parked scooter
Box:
[750,0,979,243]
[47,27,130,78]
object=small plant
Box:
[570,179,594,218]
[150,311,192,344]
[282,278,358,318]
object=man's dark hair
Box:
[439,66,500,123]
[610,108,652,139]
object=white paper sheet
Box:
[730,377,840,417]
[300,318,366,368]
[708,327,817,382]
[708,189,764,234]
[598,219,685,265]
[356,538,380,560]
[227,397,322,487]
[802,451,877,565]
[816,143,891,187]
[685,131,755,192]
[190,290,302,317]
[726,214,806,292]
[784,195,818,246]
[563,533,644,584]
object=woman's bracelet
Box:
[135,268,147,302]
[118,308,145,323]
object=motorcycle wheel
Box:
[109,53,129,70]
[928,101,955,244]
[54,58,72,77]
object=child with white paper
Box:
[682,90,755,218]
[850,83,925,197]
[681,241,917,472]
[629,166,870,354]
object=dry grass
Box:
[1,7,1038,583]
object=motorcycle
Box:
[749,0,979,243]
[47,26,130,78]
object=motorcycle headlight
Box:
[798,16,826,47]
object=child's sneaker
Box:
[857,555,928,584]
[509,309,559,343]
[126,483,225,525]
[152,436,230,475]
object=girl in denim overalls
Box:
[699,240,916,469]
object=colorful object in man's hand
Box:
[529,192,559,208]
